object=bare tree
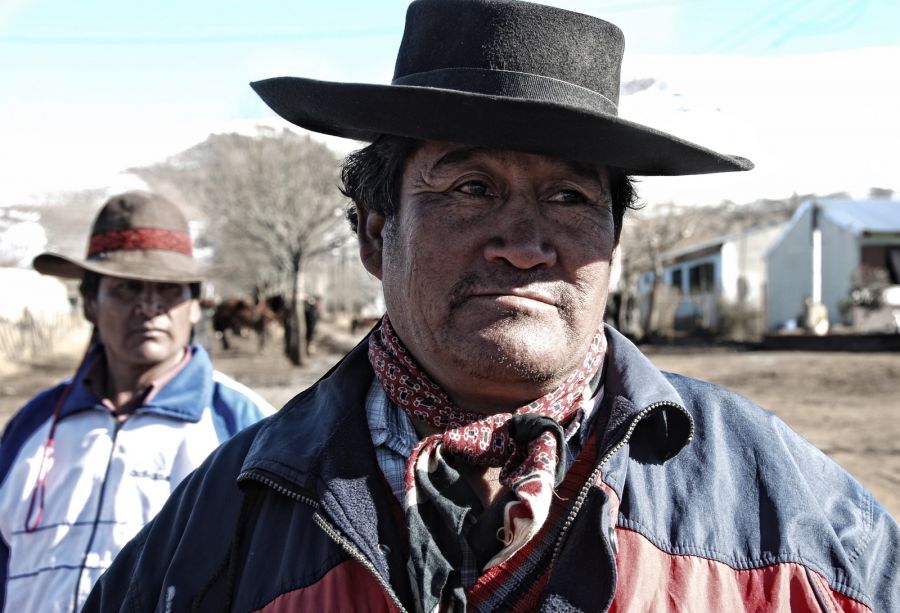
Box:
[133,127,349,365]
[619,203,705,340]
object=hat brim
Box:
[251,77,753,176]
[33,252,208,284]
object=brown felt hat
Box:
[251,0,753,176]
[33,191,205,283]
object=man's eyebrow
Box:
[430,146,492,172]
[561,159,607,184]
[430,147,605,184]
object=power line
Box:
[0,0,703,45]
[772,0,868,47]
[599,0,705,12]
[702,0,815,53]
[0,27,399,45]
[702,0,868,54]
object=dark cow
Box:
[211,298,279,351]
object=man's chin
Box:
[453,303,563,335]
[446,326,569,386]
[126,342,182,367]
[472,311,564,343]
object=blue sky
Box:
[1,0,899,206]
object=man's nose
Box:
[482,196,557,270]
[133,286,166,316]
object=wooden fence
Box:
[0,310,84,362]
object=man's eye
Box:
[549,189,589,204]
[108,281,141,300]
[455,181,492,197]
[158,283,186,299]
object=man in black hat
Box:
[0,191,273,612]
[86,2,899,611]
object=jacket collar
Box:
[60,343,215,423]
[238,337,407,603]
[241,325,693,490]
[600,326,693,461]
[240,337,377,492]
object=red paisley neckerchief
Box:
[369,314,606,572]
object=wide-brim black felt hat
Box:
[33,191,207,284]
[251,0,753,176]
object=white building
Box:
[639,225,784,335]
[765,199,900,331]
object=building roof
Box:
[766,198,900,258]
[819,199,900,235]
[660,223,783,264]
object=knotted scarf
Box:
[369,315,606,610]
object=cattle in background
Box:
[211,297,282,351]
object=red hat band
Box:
[88,228,193,258]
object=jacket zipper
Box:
[550,400,693,567]
[238,472,319,508]
[238,471,409,613]
[72,416,123,613]
[312,514,410,613]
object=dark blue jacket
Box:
[84,329,900,612]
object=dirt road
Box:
[2,324,897,518]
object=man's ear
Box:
[82,292,97,325]
[357,206,386,280]
[607,242,622,289]
[188,299,202,325]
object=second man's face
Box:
[360,141,617,412]
[85,276,200,371]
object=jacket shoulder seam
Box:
[845,488,875,566]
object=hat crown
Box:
[91,191,189,236]
[32,191,205,283]
[249,0,753,175]
[393,0,624,108]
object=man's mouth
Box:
[448,273,570,313]
[130,327,167,337]
[471,288,556,305]
[460,287,560,314]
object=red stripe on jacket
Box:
[610,528,871,613]
[254,559,400,613]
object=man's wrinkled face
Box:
[84,276,200,371]
[359,142,618,410]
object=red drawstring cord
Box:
[23,334,95,533]
[23,428,57,533]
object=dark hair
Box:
[79,271,201,299]
[340,136,422,234]
[79,271,102,298]
[340,135,638,240]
